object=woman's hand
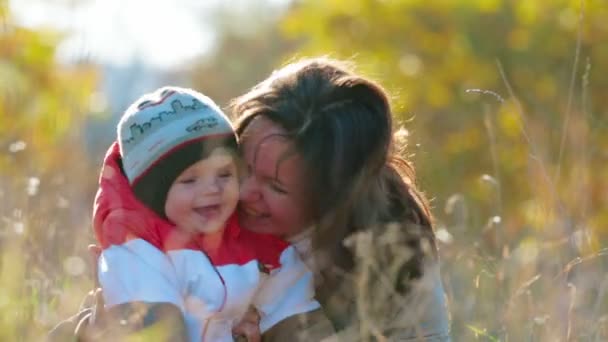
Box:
[232,306,261,342]
[73,288,113,340]
[72,245,113,340]
[78,244,108,335]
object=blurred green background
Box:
[1,0,607,340]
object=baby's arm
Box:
[98,238,188,341]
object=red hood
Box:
[94,142,178,249]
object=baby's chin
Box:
[182,221,225,235]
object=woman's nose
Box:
[239,175,261,201]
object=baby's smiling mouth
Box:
[194,204,221,218]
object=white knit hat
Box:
[118,86,235,184]
[117,86,237,217]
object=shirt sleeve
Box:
[98,238,184,309]
[252,245,321,332]
[390,263,451,340]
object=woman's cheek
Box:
[267,192,311,237]
[238,175,258,203]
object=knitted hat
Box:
[117,86,237,218]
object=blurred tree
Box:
[0,0,97,174]
[188,1,296,108]
[281,0,608,240]
[0,2,98,338]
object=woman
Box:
[50,57,450,341]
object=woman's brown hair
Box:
[232,57,437,302]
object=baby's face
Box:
[165,148,239,235]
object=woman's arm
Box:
[336,228,451,341]
[387,263,451,341]
[48,290,263,342]
[46,293,187,341]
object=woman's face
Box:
[237,117,314,239]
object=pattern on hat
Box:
[117,86,235,185]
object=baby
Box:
[94,86,319,341]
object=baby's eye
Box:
[219,171,233,179]
[179,178,196,184]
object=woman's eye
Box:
[270,182,287,194]
[179,178,196,184]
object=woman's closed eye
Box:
[269,180,288,194]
